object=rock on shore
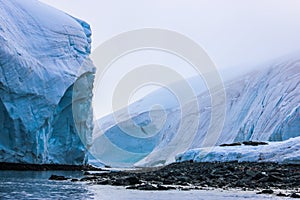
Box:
[73,161,300,198]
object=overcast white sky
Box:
[39,0,300,69]
[39,0,300,118]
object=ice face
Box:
[0,0,95,165]
[92,56,299,167]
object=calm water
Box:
[0,171,284,200]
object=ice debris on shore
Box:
[176,136,300,164]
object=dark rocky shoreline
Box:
[3,161,299,198]
[73,161,300,198]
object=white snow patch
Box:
[176,136,300,164]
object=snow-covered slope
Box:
[92,56,299,167]
[0,0,95,165]
[176,136,300,164]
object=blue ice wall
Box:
[0,0,95,165]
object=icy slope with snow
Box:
[176,136,300,164]
[218,61,299,143]
[92,56,299,167]
[0,0,95,165]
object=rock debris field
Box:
[50,161,300,198]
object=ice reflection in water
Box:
[0,171,93,199]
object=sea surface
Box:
[0,171,285,199]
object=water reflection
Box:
[0,171,94,199]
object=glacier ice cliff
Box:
[0,0,95,165]
[92,56,299,167]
